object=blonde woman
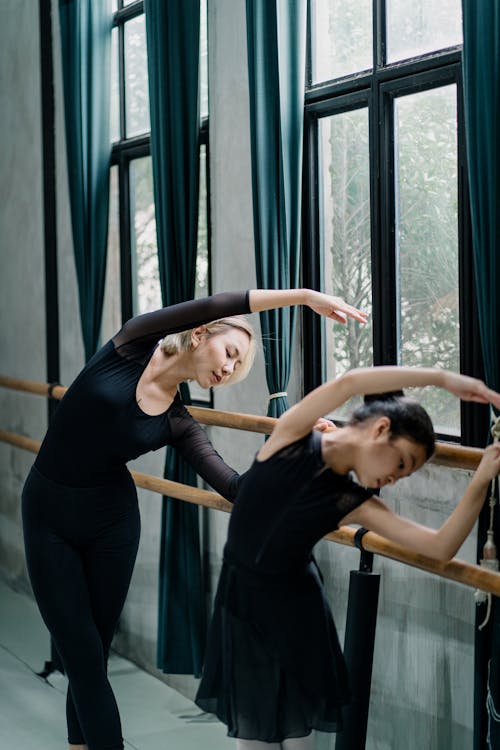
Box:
[21,288,366,750]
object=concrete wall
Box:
[0,0,47,590]
[0,1,480,748]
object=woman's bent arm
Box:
[343,442,500,561]
[262,367,500,459]
[248,288,367,324]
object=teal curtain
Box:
[246,0,307,418]
[59,0,112,360]
[462,2,500,747]
[145,0,204,676]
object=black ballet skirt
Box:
[195,431,373,742]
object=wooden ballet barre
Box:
[0,429,234,513]
[0,374,68,401]
[1,425,500,596]
[0,374,486,470]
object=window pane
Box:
[387,0,462,63]
[310,0,372,84]
[200,0,208,119]
[101,166,122,341]
[130,157,161,315]
[395,85,459,435]
[110,27,120,143]
[125,15,150,138]
[320,109,373,418]
[186,145,211,404]
[196,145,209,298]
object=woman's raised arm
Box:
[343,441,500,561]
[260,367,500,460]
[248,289,368,324]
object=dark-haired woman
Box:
[195,367,500,750]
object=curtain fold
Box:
[462,2,500,747]
[145,0,204,676]
[59,0,112,360]
[246,0,307,418]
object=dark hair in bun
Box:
[348,390,435,460]
[363,390,405,404]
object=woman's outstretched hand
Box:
[442,372,500,410]
[476,443,500,484]
[305,290,368,324]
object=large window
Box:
[105,0,209,319]
[304,0,477,438]
[103,0,210,402]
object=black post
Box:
[336,529,380,750]
[38,0,63,679]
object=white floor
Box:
[0,577,234,749]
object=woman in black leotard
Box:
[195,366,500,750]
[21,288,366,750]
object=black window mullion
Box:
[117,18,126,141]
[374,84,398,365]
[456,68,489,447]
[302,110,325,394]
[375,0,386,70]
[305,0,314,89]
[201,126,213,297]
[368,78,382,366]
[118,153,133,324]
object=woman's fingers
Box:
[312,417,337,433]
[442,372,496,405]
[308,292,369,324]
[330,297,368,322]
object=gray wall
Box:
[0,0,46,589]
[0,1,480,747]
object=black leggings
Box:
[22,465,140,750]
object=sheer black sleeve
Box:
[112,291,251,358]
[168,401,245,502]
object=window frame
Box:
[303,1,486,444]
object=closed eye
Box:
[226,347,241,370]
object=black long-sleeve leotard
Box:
[35,291,251,493]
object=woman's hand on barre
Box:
[312,417,337,433]
[475,443,500,486]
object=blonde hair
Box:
[159,315,257,385]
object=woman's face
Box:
[352,417,427,490]
[190,327,251,389]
